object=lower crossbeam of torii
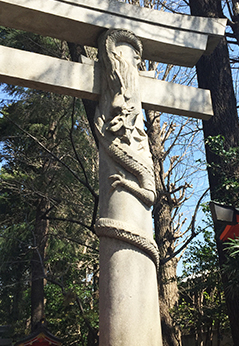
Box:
[0,0,226,345]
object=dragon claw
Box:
[109,172,125,189]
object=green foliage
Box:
[205,135,239,205]
[173,223,231,344]
[0,95,99,344]
[44,239,99,345]
[0,28,99,345]
[0,26,64,58]
[0,213,32,340]
[222,237,239,300]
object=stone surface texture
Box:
[94,29,162,346]
[66,0,226,37]
[0,0,226,66]
[0,45,213,120]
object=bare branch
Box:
[3,113,99,199]
[160,188,210,265]
[43,215,96,234]
[69,97,92,187]
[163,119,189,160]
[47,232,98,253]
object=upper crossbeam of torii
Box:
[0,1,227,346]
[0,0,226,120]
[0,0,226,66]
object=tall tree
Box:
[189,0,239,203]
[0,28,99,342]
[0,86,99,344]
[189,1,239,344]
[146,109,201,345]
[173,224,232,346]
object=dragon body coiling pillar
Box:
[95,29,162,346]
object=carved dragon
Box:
[94,29,159,268]
[95,29,156,208]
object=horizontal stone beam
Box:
[0,0,226,67]
[0,45,213,120]
[68,0,226,38]
[140,76,213,120]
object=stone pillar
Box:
[95,29,162,346]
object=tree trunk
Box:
[31,199,49,332]
[189,1,239,345]
[67,42,98,147]
[189,0,239,201]
[196,35,238,204]
[156,203,180,346]
[147,111,180,346]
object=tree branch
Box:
[43,215,96,234]
[69,97,92,187]
[47,232,98,253]
[3,113,99,199]
[160,188,210,265]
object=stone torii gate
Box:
[0,0,226,345]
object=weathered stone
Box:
[68,0,226,37]
[0,0,226,66]
[99,237,162,346]
[94,29,162,346]
[0,45,213,120]
[0,45,100,101]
